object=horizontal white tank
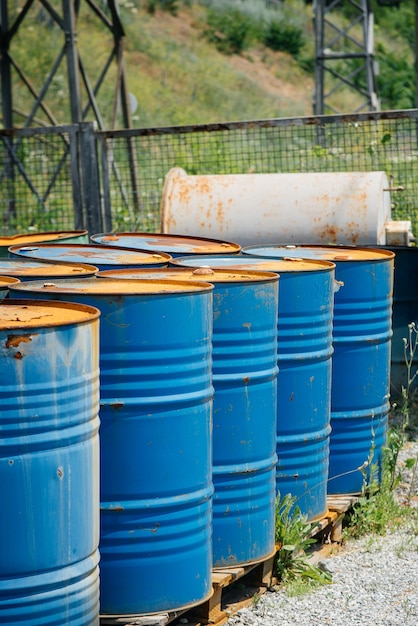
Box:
[161,168,392,246]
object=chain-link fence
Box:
[1,109,418,237]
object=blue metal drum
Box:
[9,278,214,616]
[243,244,394,495]
[91,232,241,257]
[0,259,98,281]
[0,276,20,297]
[0,231,89,256]
[364,246,418,396]
[172,255,335,521]
[8,243,171,271]
[95,266,279,567]
[0,299,100,625]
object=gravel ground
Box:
[224,440,418,626]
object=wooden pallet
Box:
[100,494,359,626]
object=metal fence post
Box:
[78,122,103,235]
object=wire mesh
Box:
[1,110,418,238]
[102,111,418,237]
[0,127,77,235]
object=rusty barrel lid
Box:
[242,244,395,262]
[170,254,335,273]
[9,277,214,296]
[7,243,172,267]
[0,276,20,287]
[0,258,98,279]
[0,230,88,246]
[91,232,241,255]
[97,267,279,283]
[0,299,100,329]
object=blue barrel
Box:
[0,231,89,256]
[0,259,98,281]
[0,276,20,297]
[364,246,418,396]
[9,278,214,616]
[243,244,394,495]
[91,232,241,257]
[8,243,171,271]
[172,255,334,521]
[95,266,279,566]
[0,298,100,625]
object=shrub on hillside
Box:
[375,43,415,110]
[203,6,257,55]
[261,19,305,57]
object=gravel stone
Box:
[224,441,418,626]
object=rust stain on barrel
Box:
[6,333,35,348]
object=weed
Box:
[344,322,418,539]
[274,493,332,590]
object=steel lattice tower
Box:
[0,0,132,129]
[314,0,380,114]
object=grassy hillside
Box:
[4,0,416,129]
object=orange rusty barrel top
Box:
[0,275,20,287]
[7,243,172,270]
[97,267,279,284]
[242,244,395,263]
[0,259,98,279]
[8,277,215,296]
[170,255,336,273]
[0,299,100,329]
[0,230,89,253]
[91,232,241,256]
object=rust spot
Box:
[110,402,124,410]
[14,351,23,360]
[102,236,120,242]
[6,333,35,348]
[289,391,294,402]
[149,523,160,534]
[243,376,250,384]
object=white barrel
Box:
[161,168,391,246]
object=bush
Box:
[261,19,305,57]
[375,43,415,110]
[145,0,179,15]
[203,6,257,55]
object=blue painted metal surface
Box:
[366,246,418,397]
[9,278,214,615]
[0,276,20,298]
[172,255,334,520]
[0,231,89,256]
[0,259,98,280]
[96,266,279,566]
[0,299,100,625]
[91,232,241,257]
[243,244,394,495]
[8,243,171,271]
